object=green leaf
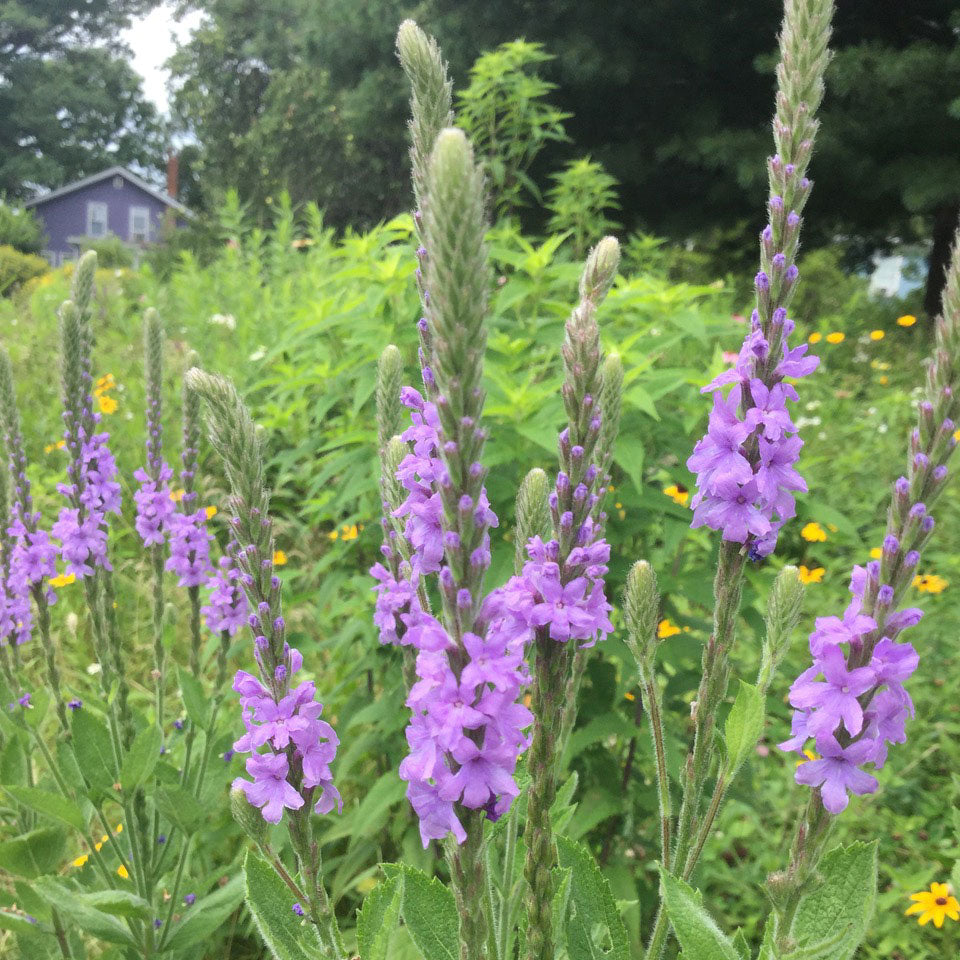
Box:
[613,435,645,493]
[163,874,246,951]
[551,866,572,956]
[399,864,458,960]
[178,665,211,730]
[4,786,87,831]
[556,836,630,960]
[32,877,137,947]
[80,889,152,920]
[731,928,750,959]
[0,827,68,879]
[659,869,739,960]
[789,841,878,960]
[0,909,48,937]
[243,852,317,960]
[357,874,403,960]
[724,681,765,774]
[119,724,162,792]
[71,708,117,792]
[153,785,204,834]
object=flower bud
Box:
[760,565,804,686]
[376,345,405,451]
[624,560,660,667]
[230,787,266,845]
[514,468,551,572]
[579,236,620,303]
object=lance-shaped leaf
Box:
[659,869,739,960]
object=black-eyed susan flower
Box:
[664,483,690,507]
[869,329,885,341]
[800,521,827,542]
[913,574,948,594]
[798,565,824,584]
[905,882,959,927]
[657,618,681,639]
[273,549,288,565]
[826,331,844,344]
[897,314,917,327]
[808,332,822,344]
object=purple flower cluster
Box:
[372,385,613,846]
[688,310,818,556]
[53,425,121,579]
[779,562,921,813]
[133,462,176,546]
[231,646,341,823]
[202,554,249,635]
[165,510,213,588]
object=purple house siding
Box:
[25,167,190,266]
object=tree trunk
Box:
[924,202,960,320]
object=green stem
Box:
[497,809,519,960]
[449,812,489,960]
[522,636,570,960]
[50,907,73,959]
[158,834,191,950]
[557,648,586,760]
[683,769,726,880]
[31,585,68,734]
[638,672,671,872]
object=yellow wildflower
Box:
[624,691,635,702]
[72,854,89,867]
[826,332,845,344]
[664,483,690,507]
[869,547,883,560]
[204,505,218,520]
[95,373,116,395]
[808,332,822,344]
[273,549,288,566]
[800,521,827,542]
[44,439,66,454]
[905,882,959,928]
[796,748,818,766]
[340,524,359,541]
[115,824,123,833]
[798,566,824,584]
[896,314,917,327]
[657,619,681,639]
[117,865,129,880]
[869,330,885,341]
[328,529,339,541]
[954,428,960,444]
[170,489,185,503]
[97,394,118,415]
[913,574,948,594]
[879,375,889,386]
[50,572,76,588]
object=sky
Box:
[122,3,203,113]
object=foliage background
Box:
[1,198,958,957]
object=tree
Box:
[0,1,166,196]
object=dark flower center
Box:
[936,897,948,906]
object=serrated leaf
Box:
[789,841,878,960]
[178,666,211,730]
[32,877,137,946]
[4,786,87,831]
[551,866,572,956]
[399,864,458,960]
[243,852,318,960]
[71,708,117,792]
[153,784,203,834]
[163,874,245,951]
[357,875,402,960]
[732,928,750,959]
[724,681,765,774]
[659,869,738,960]
[0,827,68,879]
[119,724,162,792]
[556,836,630,960]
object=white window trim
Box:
[86,201,108,237]
[129,205,150,244]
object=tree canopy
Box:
[0,0,165,196]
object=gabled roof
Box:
[24,165,192,217]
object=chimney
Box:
[166,153,179,199]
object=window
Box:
[112,175,124,189]
[86,201,108,238]
[129,206,150,244]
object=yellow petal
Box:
[273,549,288,565]
[205,505,218,520]
[826,332,844,344]
[897,314,917,327]
[808,332,822,344]
[869,330,885,340]
[72,854,89,867]
[117,865,129,880]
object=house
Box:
[24,160,190,266]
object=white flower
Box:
[209,313,237,331]
[249,346,266,362]
[804,400,821,411]
[878,423,888,434]
[795,416,822,429]
[86,662,102,676]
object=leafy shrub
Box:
[457,40,570,216]
[0,244,48,295]
[0,200,45,254]
[546,156,622,258]
[78,233,135,268]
